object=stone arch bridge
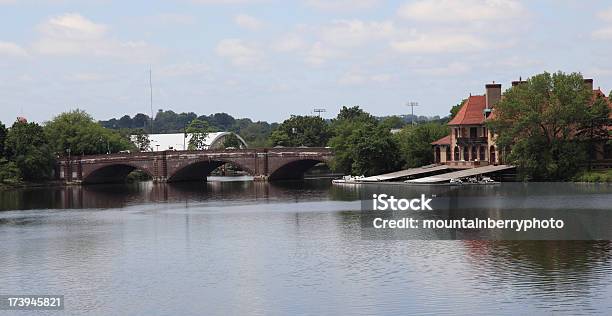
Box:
[56,147,334,184]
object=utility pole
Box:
[149,68,154,134]
[407,101,419,126]
[313,108,326,117]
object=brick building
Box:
[431,79,612,168]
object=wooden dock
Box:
[405,165,515,183]
[359,164,450,182]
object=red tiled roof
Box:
[431,134,451,145]
[448,95,486,125]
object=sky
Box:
[1,0,612,124]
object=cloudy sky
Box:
[1,0,612,124]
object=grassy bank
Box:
[572,169,612,183]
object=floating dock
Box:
[358,164,451,182]
[405,164,515,184]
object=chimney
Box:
[584,78,593,91]
[485,82,502,109]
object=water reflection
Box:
[0,180,610,314]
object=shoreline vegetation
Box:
[0,71,610,187]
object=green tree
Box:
[380,116,405,129]
[576,93,611,160]
[45,109,133,155]
[4,121,55,181]
[187,118,211,150]
[270,115,330,147]
[222,133,243,149]
[132,129,151,152]
[488,71,596,180]
[0,121,7,155]
[0,158,21,184]
[395,122,450,168]
[328,107,402,176]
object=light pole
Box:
[407,101,419,126]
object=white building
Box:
[132,132,248,151]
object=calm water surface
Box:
[0,178,611,315]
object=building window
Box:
[463,147,469,161]
[480,146,486,161]
[470,127,477,138]
[446,146,451,161]
[454,146,459,161]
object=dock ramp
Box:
[359,164,450,182]
[405,165,515,184]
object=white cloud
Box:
[398,0,526,23]
[273,34,306,52]
[149,13,196,25]
[66,73,108,82]
[592,27,612,40]
[391,32,486,53]
[304,0,381,11]
[321,19,394,47]
[39,13,107,40]
[304,42,342,66]
[0,41,27,56]
[32,13,161,62]
[216,38,263,67]
[159,62,210,77]
[597,7,612,21]
[338,71,393,85]
[414,62,470,76]
[234,13,263,30]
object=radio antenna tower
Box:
[149,68,154,134]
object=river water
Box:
[0,178,611,315]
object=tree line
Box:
[1,70,607,184]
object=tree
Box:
[395,123,449,168]
[132,129,151,152]
[44,109,133,155]
[0,158,21,184]
[222,133,243,149]
[4,121,55,181]
[488,71,597,180]
[270,115,330,147]
[187,118,211,150]
[347,124,403,176]
[380,116,405,129]
[576,93,611,160]
[0,121,7,155]
[328,107,402,176]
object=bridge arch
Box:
[167,158,256,182]
[82,163,154,184]
[268,158,330,181]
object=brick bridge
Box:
[56,147,334,184]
